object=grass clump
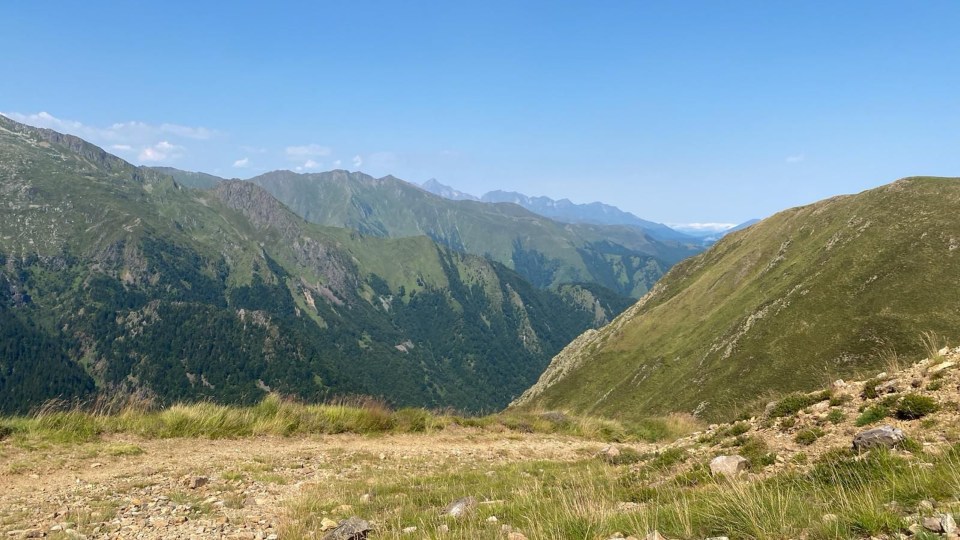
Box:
[855,405,890,426]
[861,377,887,400]
[794,427,824,446]
[768,390,831,418]
[894,394,939,420]
[827,409,845,424]
[737,436,777,468]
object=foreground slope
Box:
[248,170,701,298]
[515,177,960,420]
[0,115,625,413]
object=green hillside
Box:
[514,177,960,421]
[246,170,701,298]
[0,114,626,414]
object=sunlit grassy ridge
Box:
[519,177,960,421]
[284,440,960,539]
[0,394,700,445]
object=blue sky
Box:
[2,1,959,226]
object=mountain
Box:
[420,178,479,201]
[248,170,702,298]
[672,219,763,244]
[513,177,960,421]
[0,114,630,414]
[481,190,692,242]
[150,166,227,189]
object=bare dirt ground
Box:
[1,429,608,539]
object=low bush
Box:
[769,390,831,418]
[894,394,939,420]
[794,427,824,446]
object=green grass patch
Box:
[768,391,831,418]
[794,428,825,446]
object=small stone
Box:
[709,455,749,478]
[359,493,372,503]
[185,476,208,489]
[320,518,339,531]
[438,524,449,533]
[822,513,838,523]
[918,500,936,512]
[874,379,899,395]
[644,531,667,540]
[924,516,945,533]
[443,497,477,518]
[943,513,957,534]
[507,533,528,540]
[401,526,417,534]
[930,361,956,375]
[486,516,498,523]
[598,445,621,459]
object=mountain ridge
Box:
[0,113,628,414]
[513,176,960,421]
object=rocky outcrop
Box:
[852,425,905,451]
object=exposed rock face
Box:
[852,425,905,451]
[709,455,749,477]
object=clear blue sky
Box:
[3,1,959,226]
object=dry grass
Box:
[0,395,700,446]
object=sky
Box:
[2,1,959,227]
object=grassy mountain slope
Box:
[514,177,960,421]
[0,115,625,414]
[247,170,702,298]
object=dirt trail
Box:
[0,429,608,539]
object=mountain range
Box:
[0,114,632,414]
[420,178,694,242]
[514,177,960,421]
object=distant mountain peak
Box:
[480,190,694,243]
[419,178,479,201]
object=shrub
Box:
[894,394,939,420]
[829,393,852,407]
[738,436,777,468]
[855,405,890,426]
[769,391,831,418]
[649,447,688,470]
[861,377,885,400]
[779,417,796,430]
[795,428,824,446]
[827,409,845,424]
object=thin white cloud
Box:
[285,144,331,158]
[233,157,250,168]
[160,123,214,140]
[138,141,183,163]
[352,155,363,169]
[333,159,342,168]
[2,111,214,165]
[786,153,805,164]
